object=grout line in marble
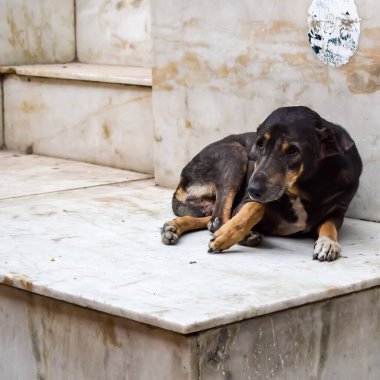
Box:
[0,177,154,202]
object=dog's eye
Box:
[256,138,265,149]
[285,145,300,156]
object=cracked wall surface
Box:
[197,286,380,380]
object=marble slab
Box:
[76,0,152,67]
[1,157,380,333]
[0,151,151,200]
[3,74,154,174]
[198,287,380,380]
[151,0,380,222]
[0,286,197,380]
[0,64,152,87]
[0,0,75,65]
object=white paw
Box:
[313,236,341,262]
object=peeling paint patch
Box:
[308,0,360,67]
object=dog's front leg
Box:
[313,220,341,261]
[208,202,265,253]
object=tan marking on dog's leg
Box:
[318,220,338,241]
[208,202,265,252]
[313,220,341,261]
[162,216,211,245]
[175,185,187,202]
[221,191,236,224]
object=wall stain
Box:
[2,276,14,286]
[102,122,111,140]
[317,302,332,379]
[2,274,34,291]
[152,63,178,90]
[235,53,250,66]
[116,0,126,10]
[21,101,46,113]
[131,0,143,8]
[282,52,310,67]
[344,64,380,94]
[363,27,380,40]
[184,17,200,28]
[101,318,122,348]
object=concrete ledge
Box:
[0,63,152,87]
[1,278,379,379]
[1,153,380,378]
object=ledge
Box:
[0,63,152,87]
[1,152,380,334]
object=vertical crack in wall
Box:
[1,78,5,149]
[73,0,78,61]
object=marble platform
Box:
[1,152,380,334]
[1,152,380,378]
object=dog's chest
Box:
[271,196,309,235]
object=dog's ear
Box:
[317,123,354,158]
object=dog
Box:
[161,106,362,261]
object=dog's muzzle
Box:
[248,172,285,203]
[248,172,267,201]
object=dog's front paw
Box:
[161,222,179,245]
[208,222,245,253]
[313,236,341,262]
[207,217,222,233]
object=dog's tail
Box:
[172,187,206,217]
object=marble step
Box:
[0,63,154,174]
[1,152,380,378]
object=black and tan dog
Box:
[161,106,362,261]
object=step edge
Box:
[0,63,152,87]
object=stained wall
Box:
[151,0,380,221]
[76,0,152,67]
[0,0,75,65]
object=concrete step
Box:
[1,63,153,174]
[1,152,380,378]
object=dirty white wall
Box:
[151,0,380,221]
[76,0,152,67]
[0,0,75,65]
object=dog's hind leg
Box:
[313,220,341,261]
[207,143,249,233]
[161,216,211,245]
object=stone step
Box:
[1,63,154,174]
[1,152,380,378]
[0,64,152,87]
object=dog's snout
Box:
[248,172,267,200]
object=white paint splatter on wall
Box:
[308,0,360,67]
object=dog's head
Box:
[248,106,354,203]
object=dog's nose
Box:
[248,172,267,200]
